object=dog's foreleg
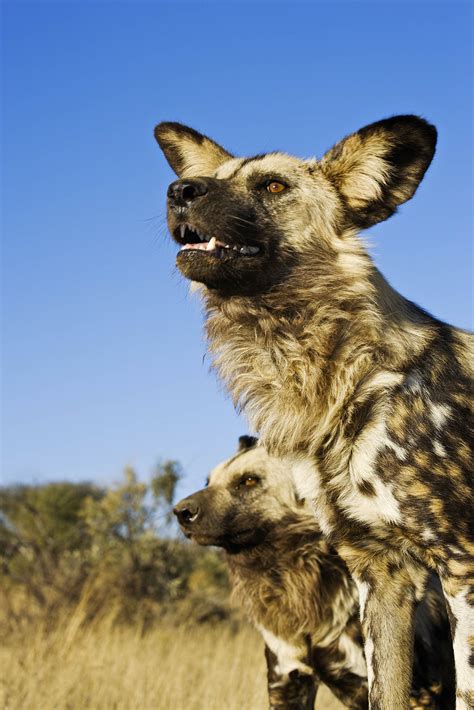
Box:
[262,634,318,709]
[312,636,368,709]
[440,572,474,709]
[349,555,419,710]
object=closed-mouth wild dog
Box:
[174,436,455,710]
[154,115,473,709]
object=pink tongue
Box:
[181,240,227,252]
[182,242,208,251]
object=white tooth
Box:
[180,225,186,240]
[207,237,217,251]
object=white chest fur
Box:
[286,456,335,537]
[287,444,403,534]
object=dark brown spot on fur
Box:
[357,479,377,497]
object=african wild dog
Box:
[155,115,473,709]
[174,436,455,709]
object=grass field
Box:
[0,617,344,710]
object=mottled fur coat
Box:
[174,438,454,709]
[156,115,473,709]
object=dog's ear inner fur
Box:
[320,115,437,229]
[154,122,233,178]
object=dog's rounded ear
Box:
[320,115,437,229]
[154,122,234,178]
[237,435,258,452]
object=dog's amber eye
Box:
[236,474,260,490]
[238,476,258,488]
[266,181,286,194]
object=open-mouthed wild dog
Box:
[174,436,455,709]
[155,115,473,709]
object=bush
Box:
[0,462,230,633]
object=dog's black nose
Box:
[173,498,201,525]
[167,179,208,207]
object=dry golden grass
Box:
[0,616,344,710]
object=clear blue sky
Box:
[2,1,472,499]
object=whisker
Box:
[139,215,165,223]
[228,214,256,228]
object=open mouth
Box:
[173,223,261,257]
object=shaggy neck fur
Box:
[204,236,435,458]
[226,514,357,643]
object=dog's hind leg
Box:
[440,570,474,709]
[347,553,425,710]
[411,575,456,709]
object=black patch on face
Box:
[167,176,299,296]
[174,485,274,552]
[218,507,272,553]
[175,235,295,297]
